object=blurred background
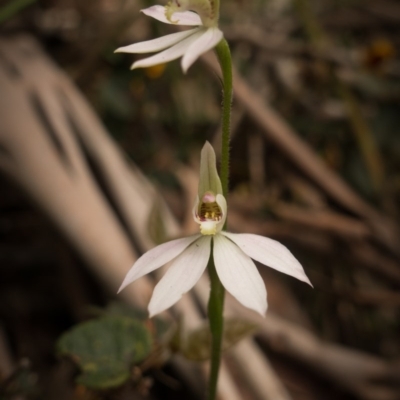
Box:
[1,0,400,399]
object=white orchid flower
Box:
[119,142,312,317]
[115,0,223,73]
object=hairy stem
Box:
[207,38,232,400]
[215,38,233,200]
[207,242,224,400]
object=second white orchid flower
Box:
[115,1,223,73]
[119,142,312,317]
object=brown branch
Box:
[0,35,258,400]
[201,52,400,255]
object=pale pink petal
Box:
[141,5,202,26]
[221,232,312,286]
[213,234,267,315]
[131,29,204,70]
[148,236,211,317]
[115,29,199,54]
[192,195,200,222]
[118,234,201,292]
[181,28,223,73]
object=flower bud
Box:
[165,0,218,27]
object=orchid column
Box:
[116,2,311,400]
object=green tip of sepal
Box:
[198,141,223,197]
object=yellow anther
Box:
[199,199,222,221]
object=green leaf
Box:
[105,301,148,321]
[103,301,175,344]
[180,319,258,361]
[76,363,129,389]
[57,316,152,389]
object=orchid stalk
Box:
[117,2,311,399]
[207,37,231,400]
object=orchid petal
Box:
[181,28,223,73]
[198,141,223,197]
[192,195,200,221]
[213,234,267,315]
[115,29,199,54]
[141,5,202,26]
[148,236,211,317]
[221,232,312,286]
[131,29,204,70]
[118,234,201,292]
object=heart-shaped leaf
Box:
[57,316,152,389]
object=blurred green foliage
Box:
[0,361,39,400]
[0,0,37,24]
[57,315,152,389]
[176,318,258,361]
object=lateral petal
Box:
[222,232,312,286]
[141,5,202,26]
[118,234,201,292]
[213,234,267,316]
[115,29,200,54]
[148,236,211,317]
[215,194,227,232]
[131,30,204,70]
[181,28,223,73]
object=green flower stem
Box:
[207,242,224,400]
[207,38,233,400]
[213,0,220,22]
[215,38,233,200]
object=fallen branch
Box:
[201,52,400,255]
[0,35,266,399]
